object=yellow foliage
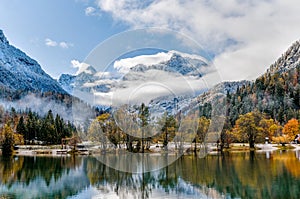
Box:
[272,135,290,144]
[97,113,110,122]
[13,133,24,145]
[269,123,282,138]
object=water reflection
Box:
[0,151,300,199]
[0,156,88,199]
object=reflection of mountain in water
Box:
[1,152,300,199]
[0,156,89,199]
[0,155,222,199]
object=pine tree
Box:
[138,103,150,152]
[16,116,26,137]
[160,113,177,149]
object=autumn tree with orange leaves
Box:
[283,118,299,141]
[273,118,299,145]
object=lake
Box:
[1,150,300,199]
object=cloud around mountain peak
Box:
[113,50,209,74]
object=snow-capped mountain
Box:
[268,40,300,74]
[204,80,250,96]
[58,65,114,95]
[121,80,243,120]
[0,30,66,95]
[58,51,211,96]
[57,50,214,116]
[149,81,250,116]
[58,74,76,94]
[129,52,209,77]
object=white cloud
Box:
[114,51,172,73]
[71,59,93,75]
[96,0,300,81]
[110,70,200,106]
[45,38,73,49]
[72,50,216,106]
[45,38,57,47]
[85,6,96,16]
[59,41,73,49]
[113,50,208,74]
[94,92,113,106]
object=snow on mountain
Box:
[268,40,300,74]
[0,29,66,94]
[193,80,251,108]
[208,80,251,95]
[71,59,97,75]
[58,74,76,94]
[147,95,193,117]
[146,80,250,118]
[58,65,116,96]
[114,51,211,77]
[58,50,214,116]
[59,51,211,96]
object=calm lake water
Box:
[1,150,300,199]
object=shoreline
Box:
[2,143,299,157]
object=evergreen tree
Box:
[16,116,26,137]
[160,113,177,149]
[138,103,150,152]
[25,110,35,142]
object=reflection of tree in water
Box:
[176,152,300,199]
[85,157,157,198]
[0,156,24,185]
[0,156,89,199]
[2,152,300,198]
[13,156,81,185]
[85,155,184,199]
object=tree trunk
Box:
[249,140,255,149]
[194,139,197,154]
[249,133,255,149]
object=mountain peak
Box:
[75,64,97,75]
[127,51,209,77]
[268,40,300,74]
[0,29,9,45]
[168,53,188,64]
[82,65,97,75]
[0,30,67,95]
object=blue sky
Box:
[1,0,300,81]
[0,0,128,78]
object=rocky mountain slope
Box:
[0,30,90,121]
[267,40,300,74]
[0,30,67,97]
[199,39,300,125]
[58,51,210,94]
[129,52,209,77]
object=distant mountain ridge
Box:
[129,53,209,77]
[58,51,211,97]
[58,74,76,94]
[267,40,300,74]
[198,38,300,126]
[0,30,87,121]
[3,27,300,125]
[0,29,67,97]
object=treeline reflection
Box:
[0,151,300,199]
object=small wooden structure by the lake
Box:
[59,136,90,155]
[61,136,81,150]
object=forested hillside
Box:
[199,40,300,148]
[226,40,300,125]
